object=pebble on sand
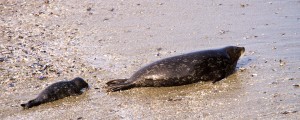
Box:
[0,57,5,62]
[292,84,299,88]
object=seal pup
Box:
[106,46,245,92]
[21,77,89,109]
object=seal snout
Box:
[238,47,245,56]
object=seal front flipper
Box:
[106,79,128,86]
[21,99,42,109]
[211,72,227,84]
[212,78,223,84]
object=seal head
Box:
[72,77,89,90]
[224,46,245,64]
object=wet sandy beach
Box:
[1,0,300,119]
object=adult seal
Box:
[106,46,245,92]
[21,77,89,109]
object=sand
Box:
[1,0,299,119]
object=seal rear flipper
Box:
[106,83,135,92]
[20,103,26,108]
[21,100,42,109]
[106,79,128,86]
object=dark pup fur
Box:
[106,46,245,92]
[21,77,89,109]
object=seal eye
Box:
[234,47,238,53]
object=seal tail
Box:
[106,79,135,92]
[21,99,41,109]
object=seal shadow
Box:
[108,72,243,101]
[236,55,253,68]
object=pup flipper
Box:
[21,100,42,109]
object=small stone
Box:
[156,47,162,51]
[44,0,50,4]
[87,7,92,11]
[240,4,249,8]
[103,18,109,21]
[288,78,294,80]
[167,98,182,101]
[251,74,257,77]
[281,111,298,114]
[243,36,250,39]
[279,59,286,66]
[219,30,229,35]
[109,109,118,112]
[110,8,114,12]
[282,111,289,114]
[18,36,24,39]
[273,93,279,97]
[271,82,278,84]
[0,57,5,62]
[293,84,299,87]
[239,67,246,72]
[38,76,47,80]
[9,83,14,87]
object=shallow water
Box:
[1,0,299,119]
